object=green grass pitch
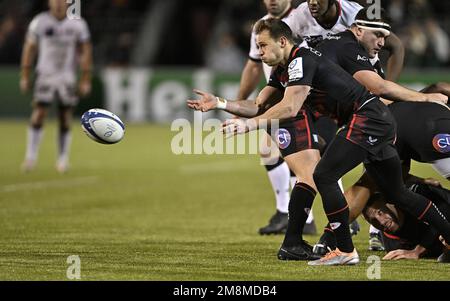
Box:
[0,120,448,280]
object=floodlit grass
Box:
[0,120,448,280]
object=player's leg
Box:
[56,104,73,173]
[274,110,321,260]
[277,148,321,260]
[365,154,450,246]
[22,101,49,172]
[258,133,291,235]
[312,136,366,257]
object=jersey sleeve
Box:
[248,29,261,61]
[77,18,91,43]
[337,42,374,75]
[267,68,284,91]
[26,15,41,44]
[287,52,316,87]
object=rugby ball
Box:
[81,109,125,144]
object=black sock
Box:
[282,183,316,247]
[322,225,337,250]
[326,206,354,253]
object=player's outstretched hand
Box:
[187,89,218,112]
[383,249,420,260]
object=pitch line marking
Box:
[1,176,99,193]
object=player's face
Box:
[256,30,284,66]
[49,0,68,20]
[359,29,386,58]
[263,0,291,17]
[307,0,330,18]
[365,203,400,233]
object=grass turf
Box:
[0,120,448,280]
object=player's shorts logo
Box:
[276,128,291,150]
[432,134,450,153]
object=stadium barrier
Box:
[1,67,449,122]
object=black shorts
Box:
[389,102,450,162]
[313,115,338,155]
[338,99,397,162]
[269,109,320,157]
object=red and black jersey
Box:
[316,30,377,76]
[267,44,372,126]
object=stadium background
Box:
[0,0,449,280]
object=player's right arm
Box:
[338,42,448,105]
[20,35,38,94]
[353,70,448,105]
[187,86,283,118]
[237,59,264,100]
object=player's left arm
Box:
[383,245,427,260]
[250,85,310,130]
[222,85,310,135]
[345,172,378,222]
[383,32,405,82]
[78,41,93,97]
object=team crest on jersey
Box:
[288,58,303,81]
[432,134,450,153]
[276,128,291,149]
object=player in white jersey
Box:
[285,0,405,81]
[236,0,318,236]
[20,0,93,173]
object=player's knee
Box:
[313,166,336,188]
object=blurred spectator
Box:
[0,0,448,68]
[424,18,449,66]
[205,31,246,74]
[0,14,24,64]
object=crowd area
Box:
[0,0,448,70]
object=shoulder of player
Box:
[285,3,310,19]
[29,12,50,26]
[339,0,363,24]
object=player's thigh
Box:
[30,101,50,124]
[284,149,320,189]
[259,130,281,165]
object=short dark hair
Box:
[253,18,294,43]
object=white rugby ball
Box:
[81,109,125,144]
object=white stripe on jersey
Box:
[27,12,91,77]
[284,0,362,45]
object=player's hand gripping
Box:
[187,89,220,112]
[221,118,257,138]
